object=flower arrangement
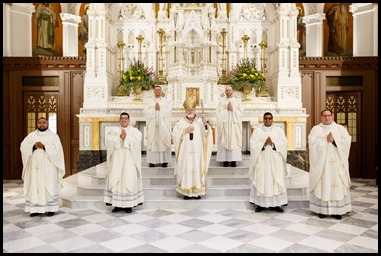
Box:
[120,59,155,91]
[228,58,266,92]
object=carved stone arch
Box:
[182,11,203,41]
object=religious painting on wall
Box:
[296,3,306,57]
[323,3,353,56]
[78,3,89,57]
[32,3,63,57]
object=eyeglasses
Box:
[264,117,273,120]
[322,115,331,117]
[120,117,129,120]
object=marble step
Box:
[61,155,310,209]
[61,192,309,210]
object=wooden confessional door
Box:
[326,92,361,178]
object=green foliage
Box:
[120,59,155,91]
[228,58,266,92]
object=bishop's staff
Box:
[200,99,207,199]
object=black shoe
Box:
[138,202,143,206]
[125,208,132,213]
[318,213,327,219]
[30,213,40,217]
[223,161,229,167]
[184,196,192,200]
[255,206,263,212]
[230,161,237,167]
[149,163,155,167]
[333,214,342,220]
[273,206,284,213]
[47,212,55,217]
[162,163,168,168]
[105,203,112,206]
[193,195,201,200]
[112,207,122,213]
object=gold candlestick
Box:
[156,29,167,84]
[117,30,125,80]
[136,34,144,62]
[258,38,269,97]
[219,28,229,84]
[241,35,250,60]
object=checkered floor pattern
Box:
[3,179,378,253]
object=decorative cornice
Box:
[299,57,378,70]
[3,57,86,70]
[303,13,326,25]
[60,13,81,24]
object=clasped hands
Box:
[326,132,335,143]
[264,137,273,147]
[155,102,160,111]
[120,129,127,139]
[227,101,233,111]
[34,141,45,149]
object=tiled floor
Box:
[3,179,378,253]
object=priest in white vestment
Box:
[249,112,288,213]
[104,112,144,213]
[216,85,244,167]
[308,109,352,219]
[172,98,213,199]
[20,117,65,217]
[143,85,172,168]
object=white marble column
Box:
[303,13,325,57]
[83,3,111,108]
[351,3,378,57]
[3,3,34,57]
[60,13,81,57]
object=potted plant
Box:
[117,59,155,98]
[228,58,266,100]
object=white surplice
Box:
[143,96,173,164]
[308,121,352,215]
[20,129,65,214]
[216,96,244,162]
[248,124,288,207]
[104,125,144,207]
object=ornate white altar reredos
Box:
[79,3,307,157]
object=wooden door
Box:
[326,92,361,178]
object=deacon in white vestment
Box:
[104,112,144,213]
[143,85,172,168]
[20,117,65,217]
[216,85,244,167]
[308,109,352,219]
[172,98,213,199]
[249,112,288,213]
